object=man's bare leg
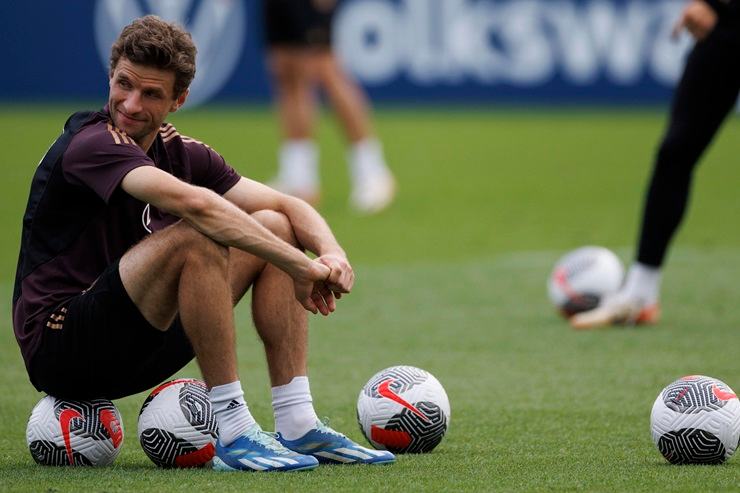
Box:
[118,221,261,450]
[119,221,236,387]
[227,211,396,463]
[119,219,319,470]
[227,210,317,439]
[227,210,309,387]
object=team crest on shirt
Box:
[93,0,246,108]
[142,204,152,233]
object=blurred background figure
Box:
[572,0,740,329]
[263,0,396,213]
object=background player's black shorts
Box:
[264,0,336,48]
[28,260,194,400]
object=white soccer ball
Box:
[137,378,218,468]
[357,366,450,453]
[26,396,124,466]
[547,246,624,317]
[651,375,740,464]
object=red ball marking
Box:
[174,443,216,468]
[371,425,411,449]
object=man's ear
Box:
[171,89,189,112]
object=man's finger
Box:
[319,285,336,312]
[302,297,318,314]
[312,291,330,316]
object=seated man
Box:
[12,15,394,471]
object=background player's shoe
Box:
[276,420,396,465]
[213,424,319,472]
[570,294,660,330]
[350,168,396,214]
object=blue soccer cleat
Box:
[213,424,319,472]
[276,420,396,465]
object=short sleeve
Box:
[62,121,153,203]
[183,139,241,195]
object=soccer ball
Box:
[357,366,450,453]
[26,396,124,466]
[651,375,740,464]
[547,246,623,317]
[137,378,218,468]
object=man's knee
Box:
[168,221,230,267]
[251,210,298,246]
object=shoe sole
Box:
[212,456,318,472]
[570,305,660,330]
[314,455,396,465]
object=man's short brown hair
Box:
[110,15,197,98]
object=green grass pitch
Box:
[1,105,739,491]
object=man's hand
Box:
[316,254,355,299]
[290,259,338,316]
[673,0,718,40]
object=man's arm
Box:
[224,178,342,255]
[120,166,339,314]
[223,177,354,296]
[673,0,719,40]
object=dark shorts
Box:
[264,0,336,48]
[28,260,194,400]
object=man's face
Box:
[108,58,186,146]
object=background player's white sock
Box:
[209,381,256,446]
[348,138,395,212]
[272,376,319,440]
[622,262,661,305]
[276,139,319,192]
[349,138,387,183]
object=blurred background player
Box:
[263,0,396,213]
[572,0,740,329]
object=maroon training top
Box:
[13,108,241,370]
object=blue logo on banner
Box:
[94,0,246,107]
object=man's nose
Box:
[122,92,143,114]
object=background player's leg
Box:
[636,29,740,269]
[312,50,370,142]
[627,27,740,308]
[268,48,320,204]
[313,50,396,213]
[572,28,740,330]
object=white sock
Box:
[209,381,256,446]
[272,376,319,441]
[349,138,388,184]
[622,262,661,305]
[277,139,319,191]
